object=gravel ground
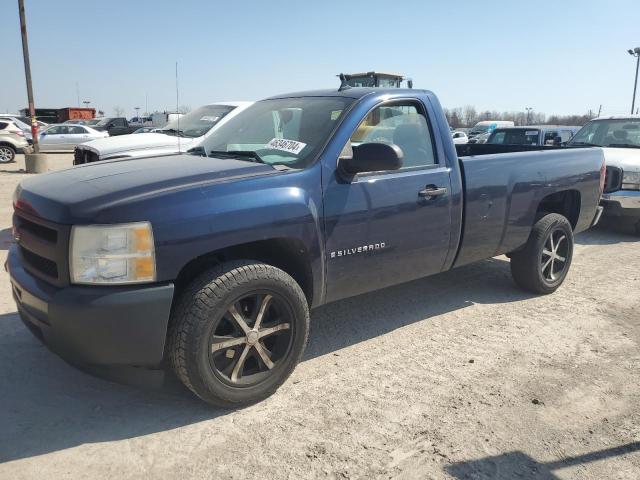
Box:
[0,154,639,479]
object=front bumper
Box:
[6,245,174,368]
[600,190,640,218]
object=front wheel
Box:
[169,261,309,407]
[0,145,16,163]
[510,213,574,294]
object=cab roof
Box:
[266,87,431,100]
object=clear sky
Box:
[1,0,639,118]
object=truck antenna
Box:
[338,73,351,92]
[175,61,181,152]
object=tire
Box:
[510,213,574,294]
[169,261,309,407]
[0,144,16,163]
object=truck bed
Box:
[455,143,563,157]
[453,147,604,267]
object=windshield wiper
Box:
[208,150,266,164]
[607,143,640,149]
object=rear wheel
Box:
[169,261,309,407]
[0,145,16,163]
[510,213,574,294]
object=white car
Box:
[74,101,253,165]
[0,120,30,162]
[567,115,640,234]
[452,131,468,144]
[39,124,109,151]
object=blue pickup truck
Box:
[7,87,605,406]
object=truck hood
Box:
[80,133,196,156]
[14,154,278,224]
[601,147,640,172]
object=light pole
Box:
[18,0,47,172]
[525,107,533,125]
[628,47,640,115]
[82,100,90,109]
[18,0,38,153]
[134,106,140,121]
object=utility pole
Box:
[629,48,640,115]
[18,0,39,154]
[525,107,533,125]
[597,104,602,117]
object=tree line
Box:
[443,105,596,129]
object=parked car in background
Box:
[0,115,46,128]
[74,102,253,164]
[0,115,33,142]
[39,124,109,151]
[63,119,94,125]
[567,115,640,234]
[451,131,468,144]
[468,132,491,144]
[0,121,30,162]
[91,117,140,136]
[151,112,183,128]
[467,120,515,141]
[133,126,162,134]
[9,87,605,407]
[487,126,581,146]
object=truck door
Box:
[109,118,127,135]
[323,100,453,302]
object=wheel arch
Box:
[0,142,17,150]
[172,237,315,308]
[535,189,581,230]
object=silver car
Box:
[39,124,108,151]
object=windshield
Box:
[95,118,114,126]
[199,97,354,169]
[86,119,101,125]
[569,119,640,147]
[469,124,493,135]
[488,129,540,145]
[163,105,235,138]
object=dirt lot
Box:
[0,154,639,479]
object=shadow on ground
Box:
[0,227,631,464]
[576,222,639,245]
[445,442,640,479]
[0,257,528,463]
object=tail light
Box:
[599,160,606,195]
[15,130,25,137]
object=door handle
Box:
[418,186,447,198]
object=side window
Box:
[544,131,558,145]
[0,122,7,130]
[350,103,436,168]
[490,132,506,144]
[559,130,573,142]
[116,118,126,127]
[70,126,87,134]
[47,126,62,134]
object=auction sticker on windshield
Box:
[266,138,307,155]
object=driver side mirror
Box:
[338,142,403,177]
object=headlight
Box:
[622,171,640,190]
[70,222,156,284]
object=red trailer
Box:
[57,107,96,122]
